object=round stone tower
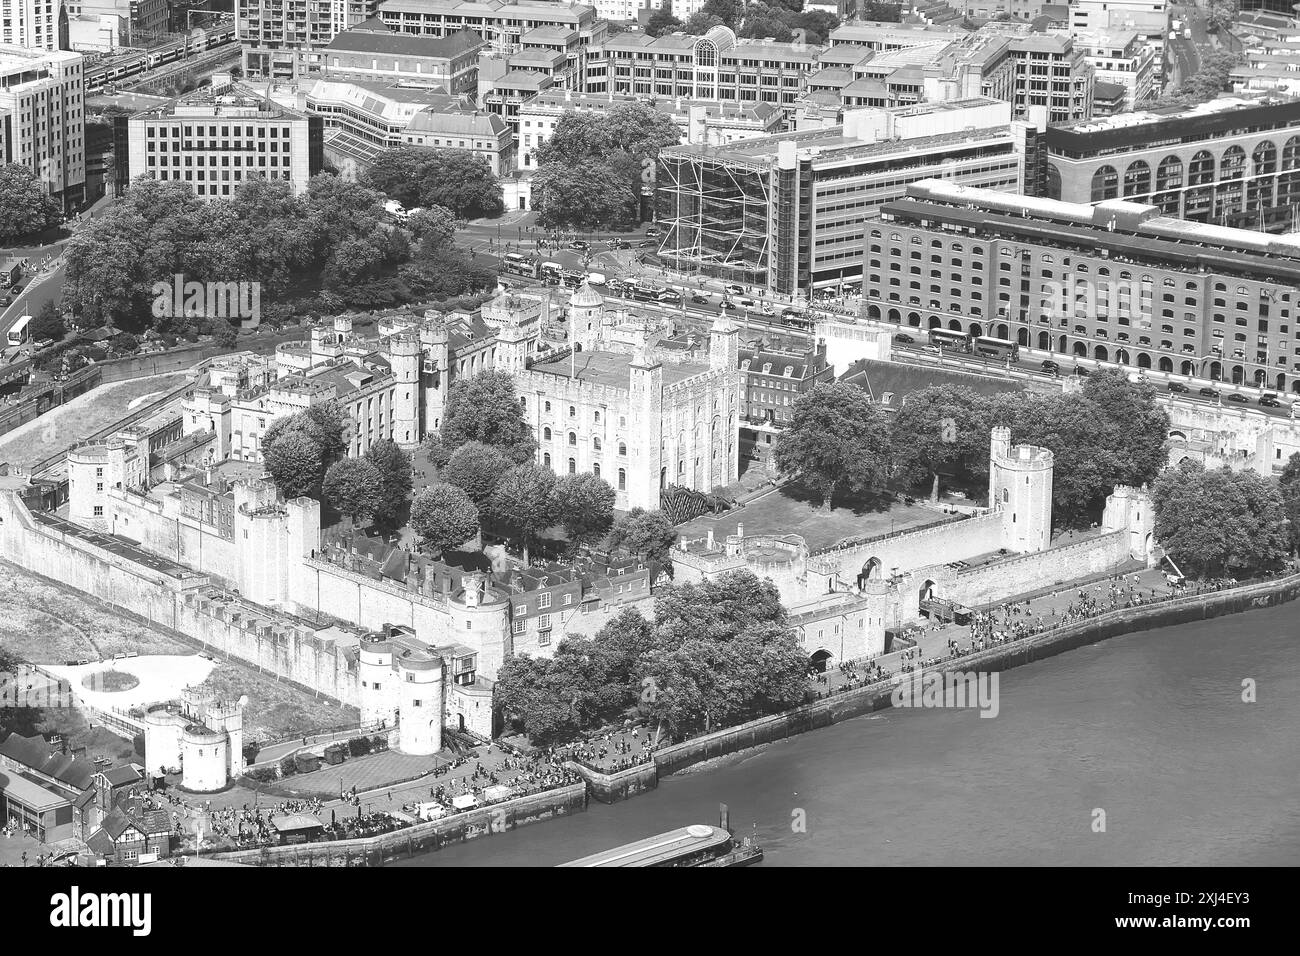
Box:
[396,651,444,755]
[420,320,451,433]
[989,426,1054,553]
[450,571,510,680]
[358,634,396,727]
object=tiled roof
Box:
[0,732,96,791]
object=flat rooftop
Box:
[530,350,706,389]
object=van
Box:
[586,272,606,285]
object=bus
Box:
[501,253,539,279]
[7,315,31,347]
[928,328,971,351]
[972,336,1020,362]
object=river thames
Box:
[394,604,1300,867]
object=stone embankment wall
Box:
[575,572,1300,803]
[211,783,588,866]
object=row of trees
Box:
[259,401,413,529]
[773,371,1170,527]
[411,371,680,562]
[532,101,681,231]
[62,174,497,333]
[647,0,874,45]
[496,570,808,744]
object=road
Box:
[1166,1,1212,89]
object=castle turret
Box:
[570,282,605,352]
[710,314,739,372]
[989,428,1054,553]
[627,348,664,511]
[388,331,422,448]
[358,635,397,727]
[396,651,444,755]
[420,320,451,433]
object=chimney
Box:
[706,529,714,550]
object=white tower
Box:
[989,427,1054,553]
[396,652,444,755]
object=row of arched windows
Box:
[1090,139,1298,203]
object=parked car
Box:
[1226,393,1249,403]
[637,238,657,248]
[645,227,661,238]
[724,284,745,296]
[10,284,22,295]
[569,239,590,251]
[894,333,915,344]
[609,239,630,250]
[1167,382,1189,393]
[720,301,737,311]
[737,297,756,308]
[0,295,11,307]
[759,303,776,316]
[1198,387,1221,399]
[1040,360,1060,373]
[1260,395,1282,408]
[691,294,711,305]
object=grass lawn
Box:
[677,483,949,553]
[0,371,191,468]
[195,663,358,742]
[0,561,193,663]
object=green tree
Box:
[1279,453,1300,553]
[489,463,556,564]
[651,570,787,649]
[552,472,616,546]
[262,429,324,500]
[683,12,724,33]
[773,381,892,509]
[645,0,683,36]
[1152,461,1289,578]
[365,439,413,528]
[607,507,677,562]
[441,370,536,461]
[0,164,60,241]
[409,484,480,555]
[323,458,384,526]
[890,385,987,501]
[365,147,503,219]
[1080,371,1170,488]
[442,441,512,510]
[29,301,66,343]
[407,204,459,254]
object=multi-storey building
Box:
[239,0,380,79]
[321,22,484,92]
[1068,0,1169,84]
[0,0,62,50]
[1067,28,1155,113]
[0,44,85,210]
[738,339,834,474]
[657,98,1030,296]
[119,79,323,198]
[376,0,605,48]
[516,89,780,169]
[264,78,511,173]
[64,0,169,42]
[583,25,821,118]
[871,178,1300,393]
[1046,94,1300,233]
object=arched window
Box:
[568,405,576,417]
[567,458,576,474]
[544,401,551,413]
[593,463,600,478]
[543,453,551,468]
[568,432,577,446]
[593,437,602,451]
[618,442,627,456]
[543,427,552,441]
[1091,165,1119,202]
[618,468,626,491]
[1123,159,1151,197]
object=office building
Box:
[1046,94,1300,232]
[0,44,86,210]
[872,178,1300,393]
[657,98,1030,296]
[239,0,381,79]
[1068,29,1155,112]
[1068,0,1169,84]
[119,80,323,199]
[0,0,62,50]
[320,21,484,92]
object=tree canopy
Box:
[0,164,60,241]
[532,101,681,230]
[260,401,348,500]
[489,463,556,564]
[364,147,504,219]
[773,381,892,509]
[552,472,617,547]
[442,441,513,510]
[323,458,384,526]
[440,370,537,462]
[1152,461,1289,578]
[607,507,677,563]
[890,384,988,501]
[1279,453,1300,554]
[364,439,413,529]
[410,485,480,555]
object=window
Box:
[538,613,552,631]
[618,468,626,491]
[512,619,525,635]
[93,506,103,517]
[539,592,551,609]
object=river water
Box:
[394,606,1300,867]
